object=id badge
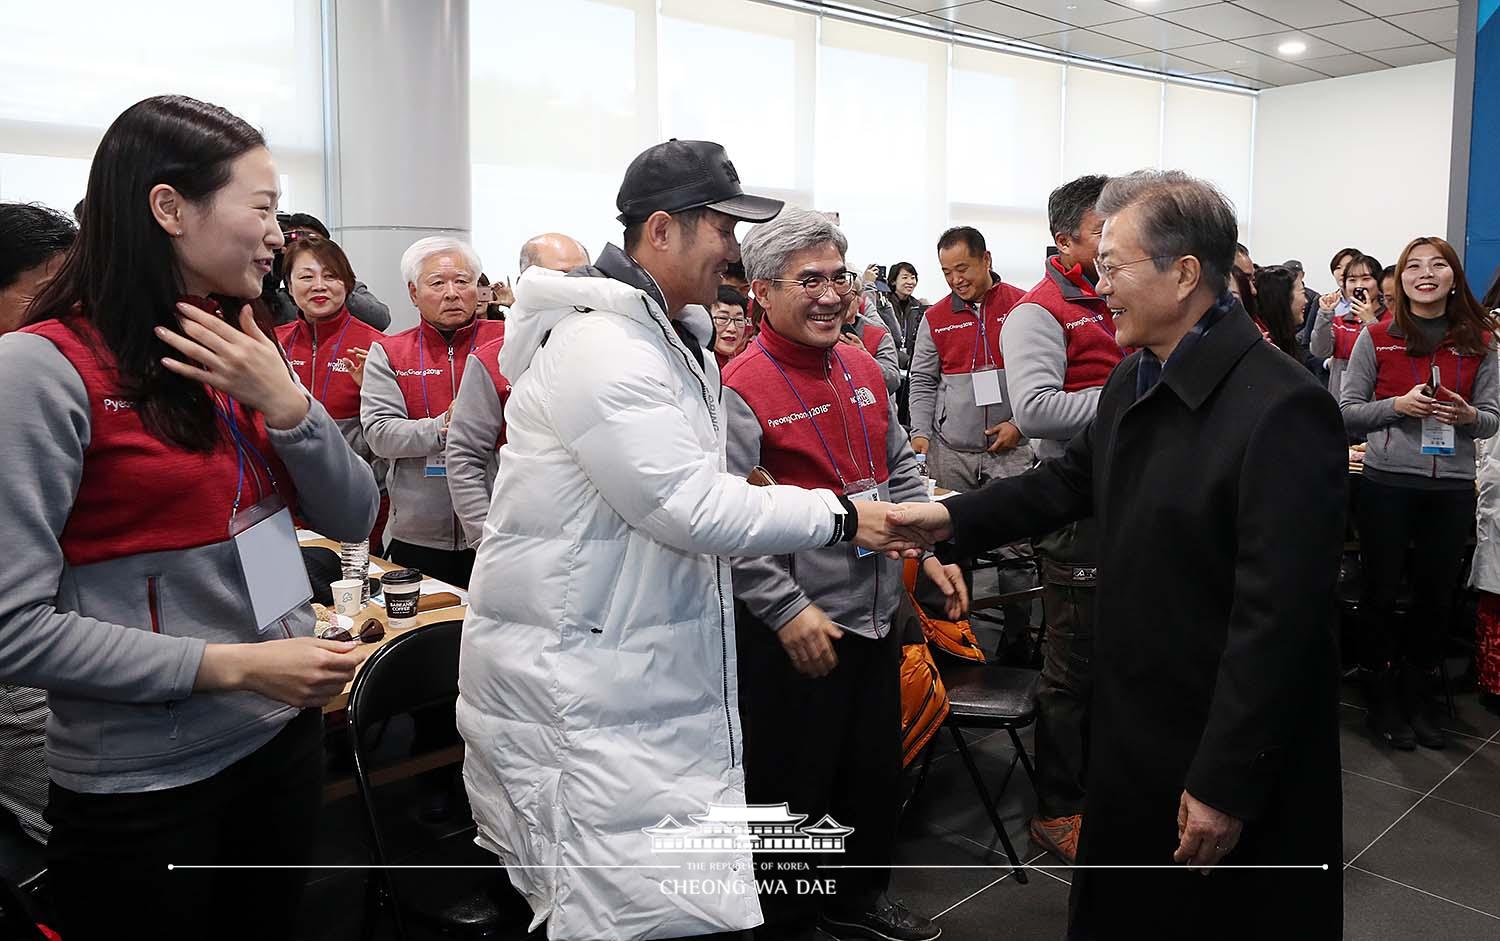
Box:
[846,479,880,559]
[1421,416,1456,455]
[230,496,314,633]
[972,367,1004,407]
[425,453,448,478]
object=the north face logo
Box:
[851,387,876,408]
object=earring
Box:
[175,229,184,237]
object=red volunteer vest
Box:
[1368,318,1480,402]
[274,306,386,420]
[1014,259,1122,392]
[723,323,892,491]
[1332,309,1390,362]
[859,323,889,360]
[923,278,1026,376]
[20,313,298,567]
[471,336,512,451]
[377,318,503,420]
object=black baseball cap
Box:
[1283,259,1305,274]
[616,140,784,225]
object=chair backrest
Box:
[347,619,464,738]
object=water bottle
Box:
[339,539,371,604]
[915,451,936,500]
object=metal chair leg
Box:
[1437,658,1457,718]
[1007,726,1038,789]
[900,736,938,818]
[949,726,1028,884]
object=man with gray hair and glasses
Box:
[889,170,1345,937]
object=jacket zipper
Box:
[904,673,941,764]
[147,576,180,740]
[449,342,460,549]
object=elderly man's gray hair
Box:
[518,233,590,274]
[1097,170,1238,291]
[400,236,483,286]
[740,207,849,284]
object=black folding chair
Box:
[347,619,524,940]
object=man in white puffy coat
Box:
[457,141,916,941]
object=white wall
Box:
[1249,60,1454,292]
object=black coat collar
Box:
[1156,301,1264,412]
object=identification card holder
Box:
[972,367,1004,407]
[1421,416,1456,456]
[846,478,880,558]
[425,453,448,478]
[230,495,314,634]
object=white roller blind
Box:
[0,0,324,217]
[1063,66,1163,180]
[1163,84,1255,227]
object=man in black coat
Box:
[890,171,1346,938]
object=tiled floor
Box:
[294,671,1500,940]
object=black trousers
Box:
[44,707,324,941]
[736,604,901,941]
[1035,552,1096,820]
[387,539,476,590]
[1355,478,1476,670]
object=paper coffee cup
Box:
[332,578,364,618]
[380,569,423,628]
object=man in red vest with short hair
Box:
[1001,175,1123,865]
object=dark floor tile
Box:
[1352,796,1500,917]
[1440,691,1500,741]
[884,831,1035,919]
[931,862,1069,941]
[902,734,1036,858]
[1341,771,1424,863]
[1344,866,1500,940]
[1431,741,1500,817]
[1337,704,1482,792]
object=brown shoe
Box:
[1030,814,1082,864]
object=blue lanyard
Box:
[830,347,878,481]
[1407,349,1464,396]
[755,339,877,489]
[211,395,279,516]
[967,299,993,371]
[288,316,353,404]
[416,326,477,419]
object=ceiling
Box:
[815,0,1457,89]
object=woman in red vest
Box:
[0,95,378,938]
[1340,236,1500,751]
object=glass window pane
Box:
[1063,66,1162,180]
[1163,84,1254,225]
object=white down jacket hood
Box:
[457,258,843,940]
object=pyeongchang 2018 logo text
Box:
[645,803,852,898]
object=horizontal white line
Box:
[824,864,1331,870]
[168,864,675,871]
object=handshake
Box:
[849,500,957,558]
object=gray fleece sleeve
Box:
[0,334,203,702]
[361,342,446,460]
[873,329,901,395]
[1309,305,1335,359]
[724,386,814,632]
[447,355,503,547]
[271,397,379,541]
[908,318,939,441]
[347,281,392,331]
[1339,330,1401,435]
[1463,350,1500,440]
[1002,303,1103,442]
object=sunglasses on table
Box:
[318,617,386,644]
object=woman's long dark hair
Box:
[27,95,267,453]
[1254,265,1302,358]
[1391,237,1496,358]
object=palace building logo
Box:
[643,803,853,855]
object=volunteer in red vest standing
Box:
[1000,174,1123,864]
[840,289,901,395]
[362,236,503,588]
[274,234,389,544]
[1312,253,1389,401]
[1341,236,1499,751]
[724,207,959,941]
[448,232,589,547]
[0,95,378,940]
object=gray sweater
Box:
[446,354,504,548]
[1000,303,1106,460]
[1339,328,1500,482]
[0,332,378,793]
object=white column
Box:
[325,0,471,333]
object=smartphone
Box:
[873,264,887,282]
[1431,364,1442,394]
[1353,287,1368,303]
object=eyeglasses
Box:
[318,617,386,644]
[712,314,748,327]
[1095,255,1175,285]
[768,272,860,298]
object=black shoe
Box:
[1401,665,1447,751]
[820,895,940,941]
[1363,668,1415,750]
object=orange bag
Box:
[900,641,948,766]
[902,558,986,664]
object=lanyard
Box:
[967,299,994,371]
[416,326,478,419]
[755,339,877,489]
[289,316,353,405]
[1407,348,1465,397]
[211,394,279,517]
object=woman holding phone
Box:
[0,95,378,938]
[1339,237,1500,751]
